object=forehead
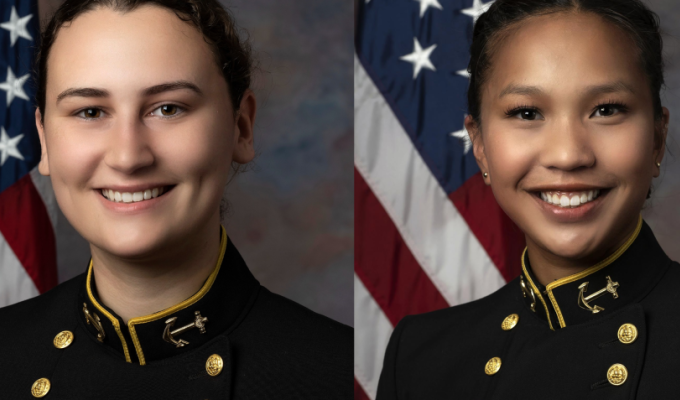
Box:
[485,12,645,97]
[47,5,220,96]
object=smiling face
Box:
[466,12,668,265]
[37,5,255,260]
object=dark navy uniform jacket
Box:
[377,217,680,399]
[0,227,352,399]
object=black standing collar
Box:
[520,216,671,330]
[78,226,260,365]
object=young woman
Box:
[377,0,677,398]
[0,0,351,398]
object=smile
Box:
[100,186,171,203]
[539,190,603,208]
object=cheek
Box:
[595,122,654,190]
[45,125,104,199]
[484,125,534,191]
[155,113,233,189]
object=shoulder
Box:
[0,274,84,385]
[0,273,84,333]
[383,278,520,377]
[396,277,518,345]
[230,286,352,398]
[243,286,352,350]
[643,260,680,310]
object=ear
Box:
[35,108,50,176]
[232,89,256,164]
[465,115,490,184]
[653,106,669,178]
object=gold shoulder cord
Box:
[545,216,643,328]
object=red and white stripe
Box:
[354,54,521,399]
[0,168,58,307]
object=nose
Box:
[104,117,154,174]
[540,117,595,171]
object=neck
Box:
[526,216,640,287]
[90,219,222,324]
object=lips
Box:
[530,187,611,222]
[98,185,175,204]
[539,189,601,208]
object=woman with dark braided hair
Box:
[377,0,678,398]
[0,1,351,398]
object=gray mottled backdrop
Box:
[39,0,353,326]
[642,0,680,261]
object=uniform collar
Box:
[520,216,671,330]
[78,226,260,365]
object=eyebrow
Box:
[55,80,203,104]
[498,81,636,99]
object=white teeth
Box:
[101,186,166,203]
[539,189,604,208]
[560,195,570,207]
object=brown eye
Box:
[520,110,538,120]
[595,105,615,117]
[151,104,184,118]
[160,105,177,116]
[83,108,101,119]
[592,103,627,118]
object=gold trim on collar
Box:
[544,215,643,328]
[520,248,554,331]
[86,265,133,363]
[128,226,228,365]
[86,225,228,366]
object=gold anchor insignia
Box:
[578,275,620,314]
[83,303,106,342]
[520,275,536,312]
[163,311,208,348]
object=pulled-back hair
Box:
[35,0,253,122]
[467,0,664,125]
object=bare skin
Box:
[465,12,668,286]
[35,5,256,323]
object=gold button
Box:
[53,330,74,349]
[607,364,628,386]
[206,354,223,376]
[484,357,501,375]
[31,378,51,398]
[501,314,519,331]
[618,323,638,344]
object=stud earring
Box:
[656,162,661,167]
[483,172,488,178]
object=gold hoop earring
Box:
[483,172,488,178]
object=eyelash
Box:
[504,101,629,119]
[74,104,186,120]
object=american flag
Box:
[0,0,58,307]
[354,0,526,398]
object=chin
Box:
[537,229,601,261]
[96,223,173,260]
